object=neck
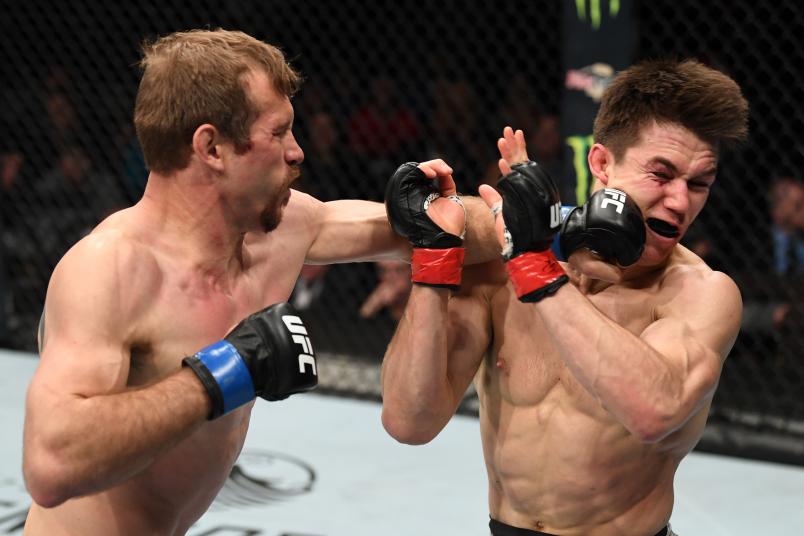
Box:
[138,170,249,277]
[621,247,678,283]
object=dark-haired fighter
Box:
[382,59,749,535]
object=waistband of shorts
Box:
[489,517,670,536]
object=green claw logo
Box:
[575,0,620,29]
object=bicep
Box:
[306,198,409,263]
[640,272,742,398]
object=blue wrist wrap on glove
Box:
[551,205,576,261]
[193,340,255,415]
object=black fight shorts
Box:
[489,517,676,536]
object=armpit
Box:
[37,309,46,353]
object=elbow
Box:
[631,421,671,444]
[381,408,439,445]
[24,449,73,508]
[628,405,680,444]
[629,384,715,443]
[28,487,68,510]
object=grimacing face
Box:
[225,70,304,233]
[599,122,718,266]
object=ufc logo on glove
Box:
[550,203,562,228]
[600,189,627,214]
[184,302,319,418]
[282,315,317,375]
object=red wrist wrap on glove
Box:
[411,248,465,288]
[506,251,567,300]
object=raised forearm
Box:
[307,200,410,263]
[463,196,499,264]
[381,286,457,443]
[533,285,694,441]
[25,368,210,507]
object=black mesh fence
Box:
[1,0,803,463]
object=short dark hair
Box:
[593,59,749,160]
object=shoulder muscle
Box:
[647,266,741,362]
[37,231,161,395]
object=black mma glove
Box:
[496,160,569,302]
[385,162,465,290]
[560,188,646,266]
[183,302,318,419]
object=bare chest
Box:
[128,258,303,386]
[481,282,656,412]
[112,256,305,518]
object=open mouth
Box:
[646,218,680,238]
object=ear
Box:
[587,143,613,187]
[191,124,225,173]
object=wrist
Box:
[177,367,215,420]
[183,340,255,419]
[411,247,465,290]
[506,250,569,302]
[552,205,576,261]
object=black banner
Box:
[560,0,637,204]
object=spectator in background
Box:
[347,76,420,180]
[527,113,562,180]
[738,174,804,352]
[41,92,86,168]
[0,150,25,347]
[296,111,349,201]
[0,149,26,210]
[494,72,543,134]
[119,125,149,203]
[482,113,563,187]
[359,260,412,322]
[681,220,726,273]
[45,93,80,146]
[774,275,804,364]
[33,145,128,267]
[42,65,73,95]
[768,175,804,276]
[1,142,42,348]
[426,78,491,192]
[40,66,118,177]
[290,264,330,312]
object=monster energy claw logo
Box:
[575,0,619,29]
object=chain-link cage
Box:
[1,0,803,463]
[635,0,804,464]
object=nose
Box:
[663,178,689,220]
[285,131,304,166]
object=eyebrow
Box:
[272,118,293,132]
[647,157,678,173]
[647,157,717,180]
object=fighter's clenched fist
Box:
[386,159,466,290]
[479,159,568,302]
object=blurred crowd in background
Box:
[1,64,801,363]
